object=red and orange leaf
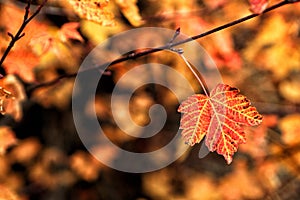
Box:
[248,0,269,14]
[67,0,115,26]
[178,94,211,146]
[178,83,263,164]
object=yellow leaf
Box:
[279,78,300,103]
[66,0,115,26]
[279,114,300,145]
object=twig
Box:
[104,1,294,67]
[26,0,299,93]
[0,0,48,71]
[26,69,112,95]
[169,28,210,95]
[27,73,77,93]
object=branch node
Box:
[24,0,31,20]
[18,33,26,40]
[127,52,136,58]
[170,47,184,54]
[37,0,48,12]
[7,32,14,40]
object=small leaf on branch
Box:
[178,83,263,164]
[248,0,269,14]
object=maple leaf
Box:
[248,0,269,14]
[178,83,263,164]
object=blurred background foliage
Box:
[0,0,300,199]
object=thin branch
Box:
[27,0,299,93]
[27,73,77,93]
[105,0,293,68]
[26,70,112,94]
[0,0,48,70]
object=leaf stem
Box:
[179,54,209,97]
